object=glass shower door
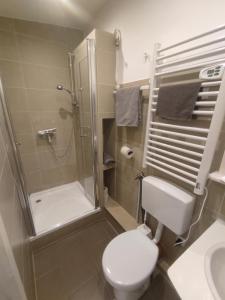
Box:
[0,79,35,235]
[74,39,97,206]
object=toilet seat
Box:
[102,230,158,291]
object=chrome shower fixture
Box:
[56,84,78,108]
[56,84,72,95]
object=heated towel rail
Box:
[113,85,149,94]
[143,24,225,195]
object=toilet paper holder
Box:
[120,145,134,159]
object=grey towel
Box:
[156,82,201,120]
[115,86,141,127]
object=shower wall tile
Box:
[61,164,77,183]
[73,39,87,62]
[0,30,19,60]
[11,111,32,135]
[16,133,36,154]
[79,57,89,87]
[16,34,70,68]
[0,16,83,193]
[0,60,24,88]
[38,150,62,170]
[56,127,76,148]
[31,111,61,132]
[78,89,90,114]
[97,84,115,113]
[41,167,64,189]
[26,89,71,111]
[116,115,147,146]
[14,19,83,48]
[62,28,84,49]
[4,87,28,112]
[22,64,70,90]
[21,152,41,174]
[38,149,76,171]
[25,170,43,193]
[109,80,149,217]
[0,16,15,32]
[96,50,116,85]
[34,131,75,154]
[95,30,115,52]
[116,139,143,170]
[116,174,138,217]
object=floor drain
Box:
[36,199,42,203]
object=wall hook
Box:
[144,52,150,62]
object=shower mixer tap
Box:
[37,128,56,144]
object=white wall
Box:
[93,0,225,83]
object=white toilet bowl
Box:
[102,229,158,300]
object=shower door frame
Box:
[0,78,35,236]
[86,38,99,208]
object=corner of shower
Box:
[0,37,101,239]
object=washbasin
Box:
[205,242,225,300]
[168,220,225,300]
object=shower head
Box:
[56,84,78,108]
[56,84,72,95]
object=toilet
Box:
[102,176,195,300]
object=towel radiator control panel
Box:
[199,64,225,80]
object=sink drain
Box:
[35,199,42,203]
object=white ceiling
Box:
[0,0,109,30]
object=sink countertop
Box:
[168,219,225,300]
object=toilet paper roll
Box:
[120,146,134,159]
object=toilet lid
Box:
[102,230,159,289]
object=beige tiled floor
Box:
[33,219,180,300]
[33,220,116,300]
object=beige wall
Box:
[94,0,225,83]
[0,16,83,193]
[0,92,35,298]
[94,30,116,203]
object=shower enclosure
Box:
[0,37,99,236]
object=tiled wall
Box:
[94,30,116,202]
[114,79,225,266]
[115,79,149,216]
[0,16,83,193]
[0,91,35,298]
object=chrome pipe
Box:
[68,52,77,107]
